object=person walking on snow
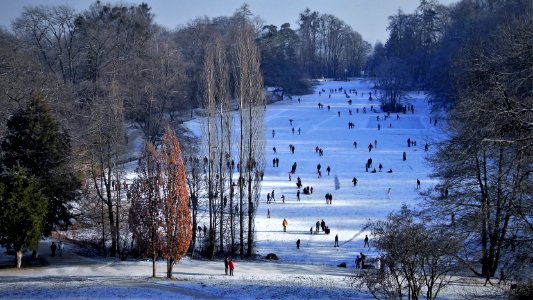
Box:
[417,179,421,190]
[334,234,339,247]
[282,218,288,232]
[364,235,370,247]
[296,239,301,249]
[326,166,331,176]
[352,177,358,187]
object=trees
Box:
[359,206,459,300]
[234,20,266,258]
[424,0,533,281]
[0,95,79,235]
[297,9,369,79]
[258,23,311,95]
[129,127,191,278]
[0,169,47,268]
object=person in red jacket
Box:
[228,258,235,276]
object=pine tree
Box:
[0,95,79,234]
[0,168,47,268]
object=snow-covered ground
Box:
[0,79,504,299]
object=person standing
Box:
[228,258,235,276]
[282,218,288,232]
[417,179,421,190]
[296,239,301,249]
[224,257,230,275]
[364,235,370,247]
[58,241,64,257]
[334,234,339,247]
[50,242,57,257]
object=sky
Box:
[0,0,458,44]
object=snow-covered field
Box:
[0,79,503,299]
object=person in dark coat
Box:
[352,177,358,186]
[364,235,370,247]
[50,242,57,257]
[334,234,339,247]
[224,256,230,275]
[296,239,301,249]
[360,252,366,269]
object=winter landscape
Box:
[0,79,507,299]
[0,0,531,299]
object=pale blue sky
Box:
[0,0,457,44]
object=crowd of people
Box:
[257,83,431,272]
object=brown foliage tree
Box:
[160,127,192,278]
[130,127,192,278]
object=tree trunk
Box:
[166,258,174,278]
[152,252,156,278]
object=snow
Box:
[1,79,503,299]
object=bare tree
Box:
[233,21,266,257]
[358,206,459,300]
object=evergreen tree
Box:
[0,95,79,234]
[0,168,47,268]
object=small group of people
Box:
[50,241,64,257]
[314,146,324,156]
[355,252,366,269]
[288,144,295,154]
[315,219,329,234]
[224,256,235,276]
[302,186,313,195]
[324,193,333,204]
[272,157,280,167]
[266,190,276,204]
[407,138,417,148]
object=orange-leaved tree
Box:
[160,127,192,278]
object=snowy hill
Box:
[186,78,444,267]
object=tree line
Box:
[364,0,532,297]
